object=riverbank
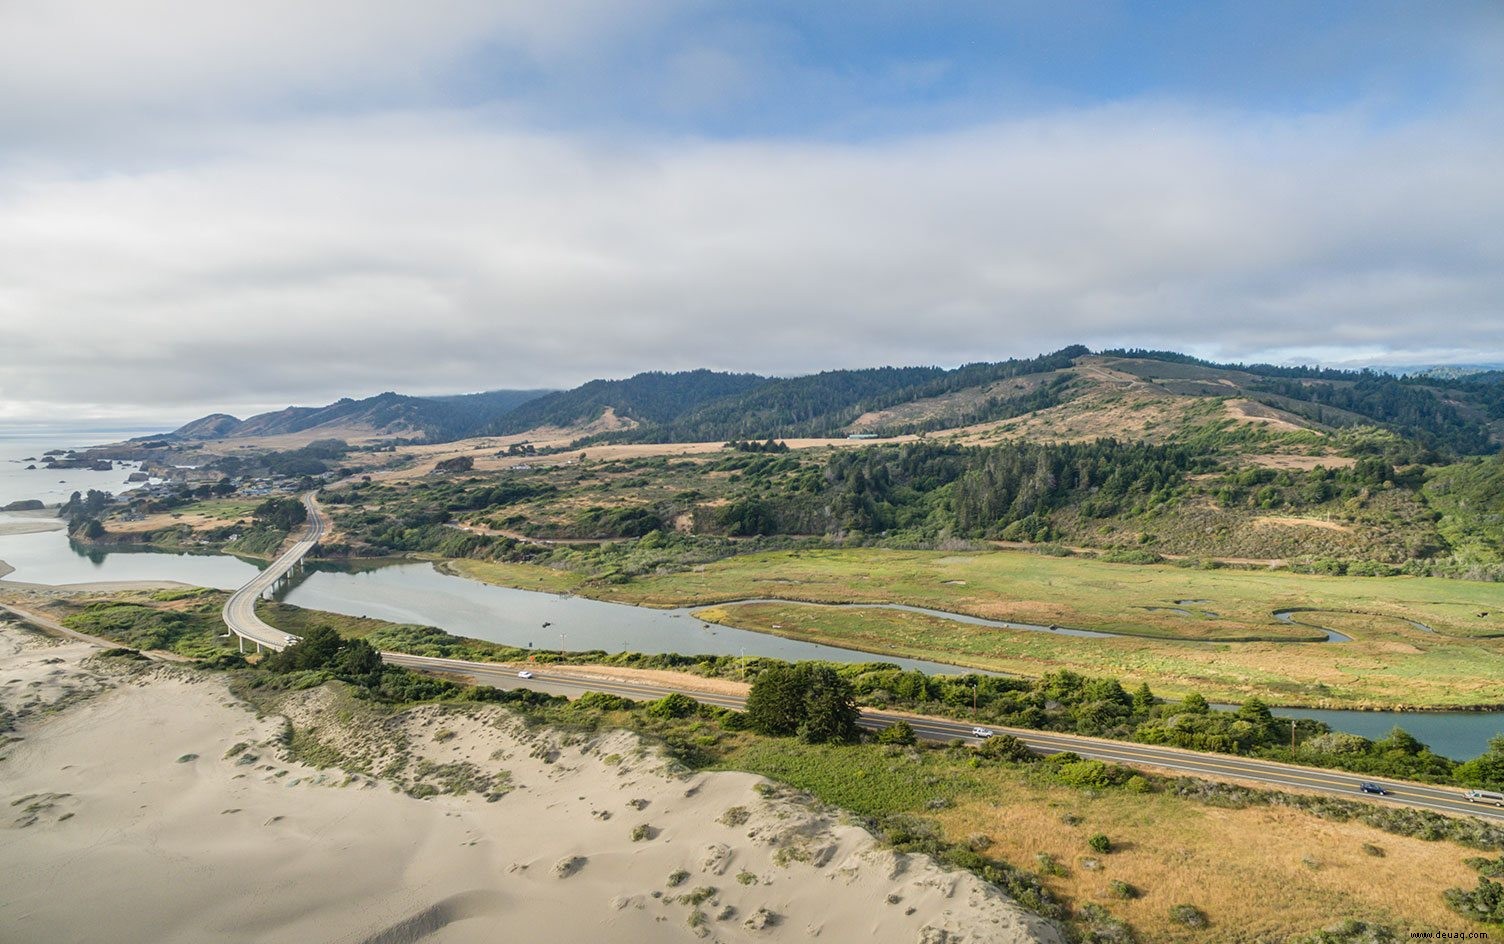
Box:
[445,550,1504,710]
[0,514,64,537]
[0,556,193,594]
[0,621,1059,944]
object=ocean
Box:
[0,425,165,508]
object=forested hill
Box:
[481,347,1088,443]
[482,369,768,436]
[1097,350,1504,455]
[159,389,551,443]
[154,345,1504,454]
[620,348,1088,441]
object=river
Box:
[0,430,1499,758]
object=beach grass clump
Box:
[679,886,717,907]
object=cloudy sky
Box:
[2,1,1502,425]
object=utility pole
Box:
[973,678,978,715]
[560,631,566,655]
[1291,719,1297,751]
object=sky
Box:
[1,1,1502,425]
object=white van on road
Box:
[1465,789,1504,807]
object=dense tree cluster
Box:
[744,663,860,743]
[487,369,767,435]
[484,348,1089,444]
[252,497,308,531]
[725,438,790,453]
[1255,375,1493,455]
[767,439,1206,539]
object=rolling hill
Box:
[155,347,1504,456]
[158,389,551,444]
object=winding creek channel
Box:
[1,518,1499,758]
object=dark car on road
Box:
[1358,782,1390,796]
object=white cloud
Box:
[1,3,1501,420]
[0,0,680,140]
[2,99,1500,420]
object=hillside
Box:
[482,369,768,436]
[151,346,1504,456]
[484,347,1501,455]
[159,389,550,444]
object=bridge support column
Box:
[238,636,244,654]
[255,641,262,655]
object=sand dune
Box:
[0,625,1060,944]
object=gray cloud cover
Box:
[1,2,1501,422]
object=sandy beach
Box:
[0,512,65,537]
[0,623,1060,944]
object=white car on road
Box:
[517,670,534,679]
[972,727,995,738]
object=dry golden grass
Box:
[939,785,1481,942]
[1244,453,1358,471]
[1223,397,1309,432]
[371,427,918,482]
[954,383,1210,446]
[102,512,230,534]
[1254,515,1355,533]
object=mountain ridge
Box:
[152,347,1504,455]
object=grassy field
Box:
[254,601,405,642]
[172,498,263,520]
[20,588,1500,939]
[690,601,1504,707]
[712,737,1485,943]
[451,548,1504,707]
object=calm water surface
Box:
[1,523,1500,757]
[0,427,163,508]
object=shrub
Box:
[1169,904,1209,928]
[645,692,699,719]
[1076,903,1135,944]
[631,824,654,842]
[1467,856,1504,877]
[1049,757,1129,789]
[667,869,689,887]
[573,691,637,711]
[875,720,917,745]
[976,733,1035,762]
[1034,852,1069,877]
[1290,919,1398,943]
[1445,876,1504,924]
[1087,834,1112,854]
[1108,880,1139,900]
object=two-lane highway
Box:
[222,495,1504,825]
[221,492,323,654]
[387,653,1504,823]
